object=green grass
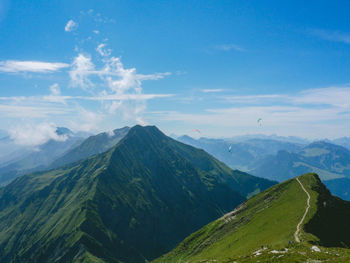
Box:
[154,173,350,262]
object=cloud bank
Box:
[9,123,68,146]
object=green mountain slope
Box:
[155,173,350,263]
[0,125,274,263]
[50,126,130,168]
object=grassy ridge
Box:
[154,173,350,262]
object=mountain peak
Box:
[55,127,73,136]
[129,124,162,134]
[119,125,166,144]
[298,172,321,182]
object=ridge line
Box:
[294,177,311,243]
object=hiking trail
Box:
[294,177,311,242]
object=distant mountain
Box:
[0,130,8,139]
[0,127,84,186]
[50,126,130,168]
[55,126,74,136]
[177,135,303,171]
[155,173,350,262]
[324,177,350,201]
[331,137,350,150]
[0,136,32,166]
[229,133,311,144]
[251,141,350,182]
[0,125,275,263]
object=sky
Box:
[1,0,350,145]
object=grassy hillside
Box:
[154,173,350,262]
[0,125,274,263]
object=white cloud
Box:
[9,122,68,146]
[0,16,172,134]
[0,93,173,103]
[223,94,284,104]
[68,52,171,124]
[149,86,350,138]
[293,87,350,107]
[202,89,224,93]
[214,44,245,52]
[0,60,69,73]
[96,43,111,57]
[311,29,350,44]
[65,20,78,32]
[150,105,350,139]
[69,54,95,89]
[69,106,104,132]
[43,83,68,104]
[50,83,61,95]
[221,87,350,108]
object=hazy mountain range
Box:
[177,135,350,201]
[2,127,350,201]
[0,127,129,186]
[0,126,350,262]
[0,125,274,262]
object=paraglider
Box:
[257,118,263,126]
[228,145,232,153]
[192,129,201,134]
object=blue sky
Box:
[1,0,350,144]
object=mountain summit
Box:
[0,125,274,263]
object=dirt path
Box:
[294,177,311,242]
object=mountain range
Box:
[0,128,84,186]
[177,135,303,171]
[50,126,130,169]
[0,125,275,263]
[251,141,350,191]
[0,127,129,187]
[177,136,350,201]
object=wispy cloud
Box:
[214,44,245,52]
[202,89,224,93]
[0,60,69,73]
[65,19,78,32]
[96,43,111,57]
[0,49,172,132]
[50,83,60,95]
[294,87,350,107]
[0,103,71,118]
[222,94,284,104]
[9,122,69,146]
[310,29,350,44]
[221,87,350,108]
[149,86,350,138]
